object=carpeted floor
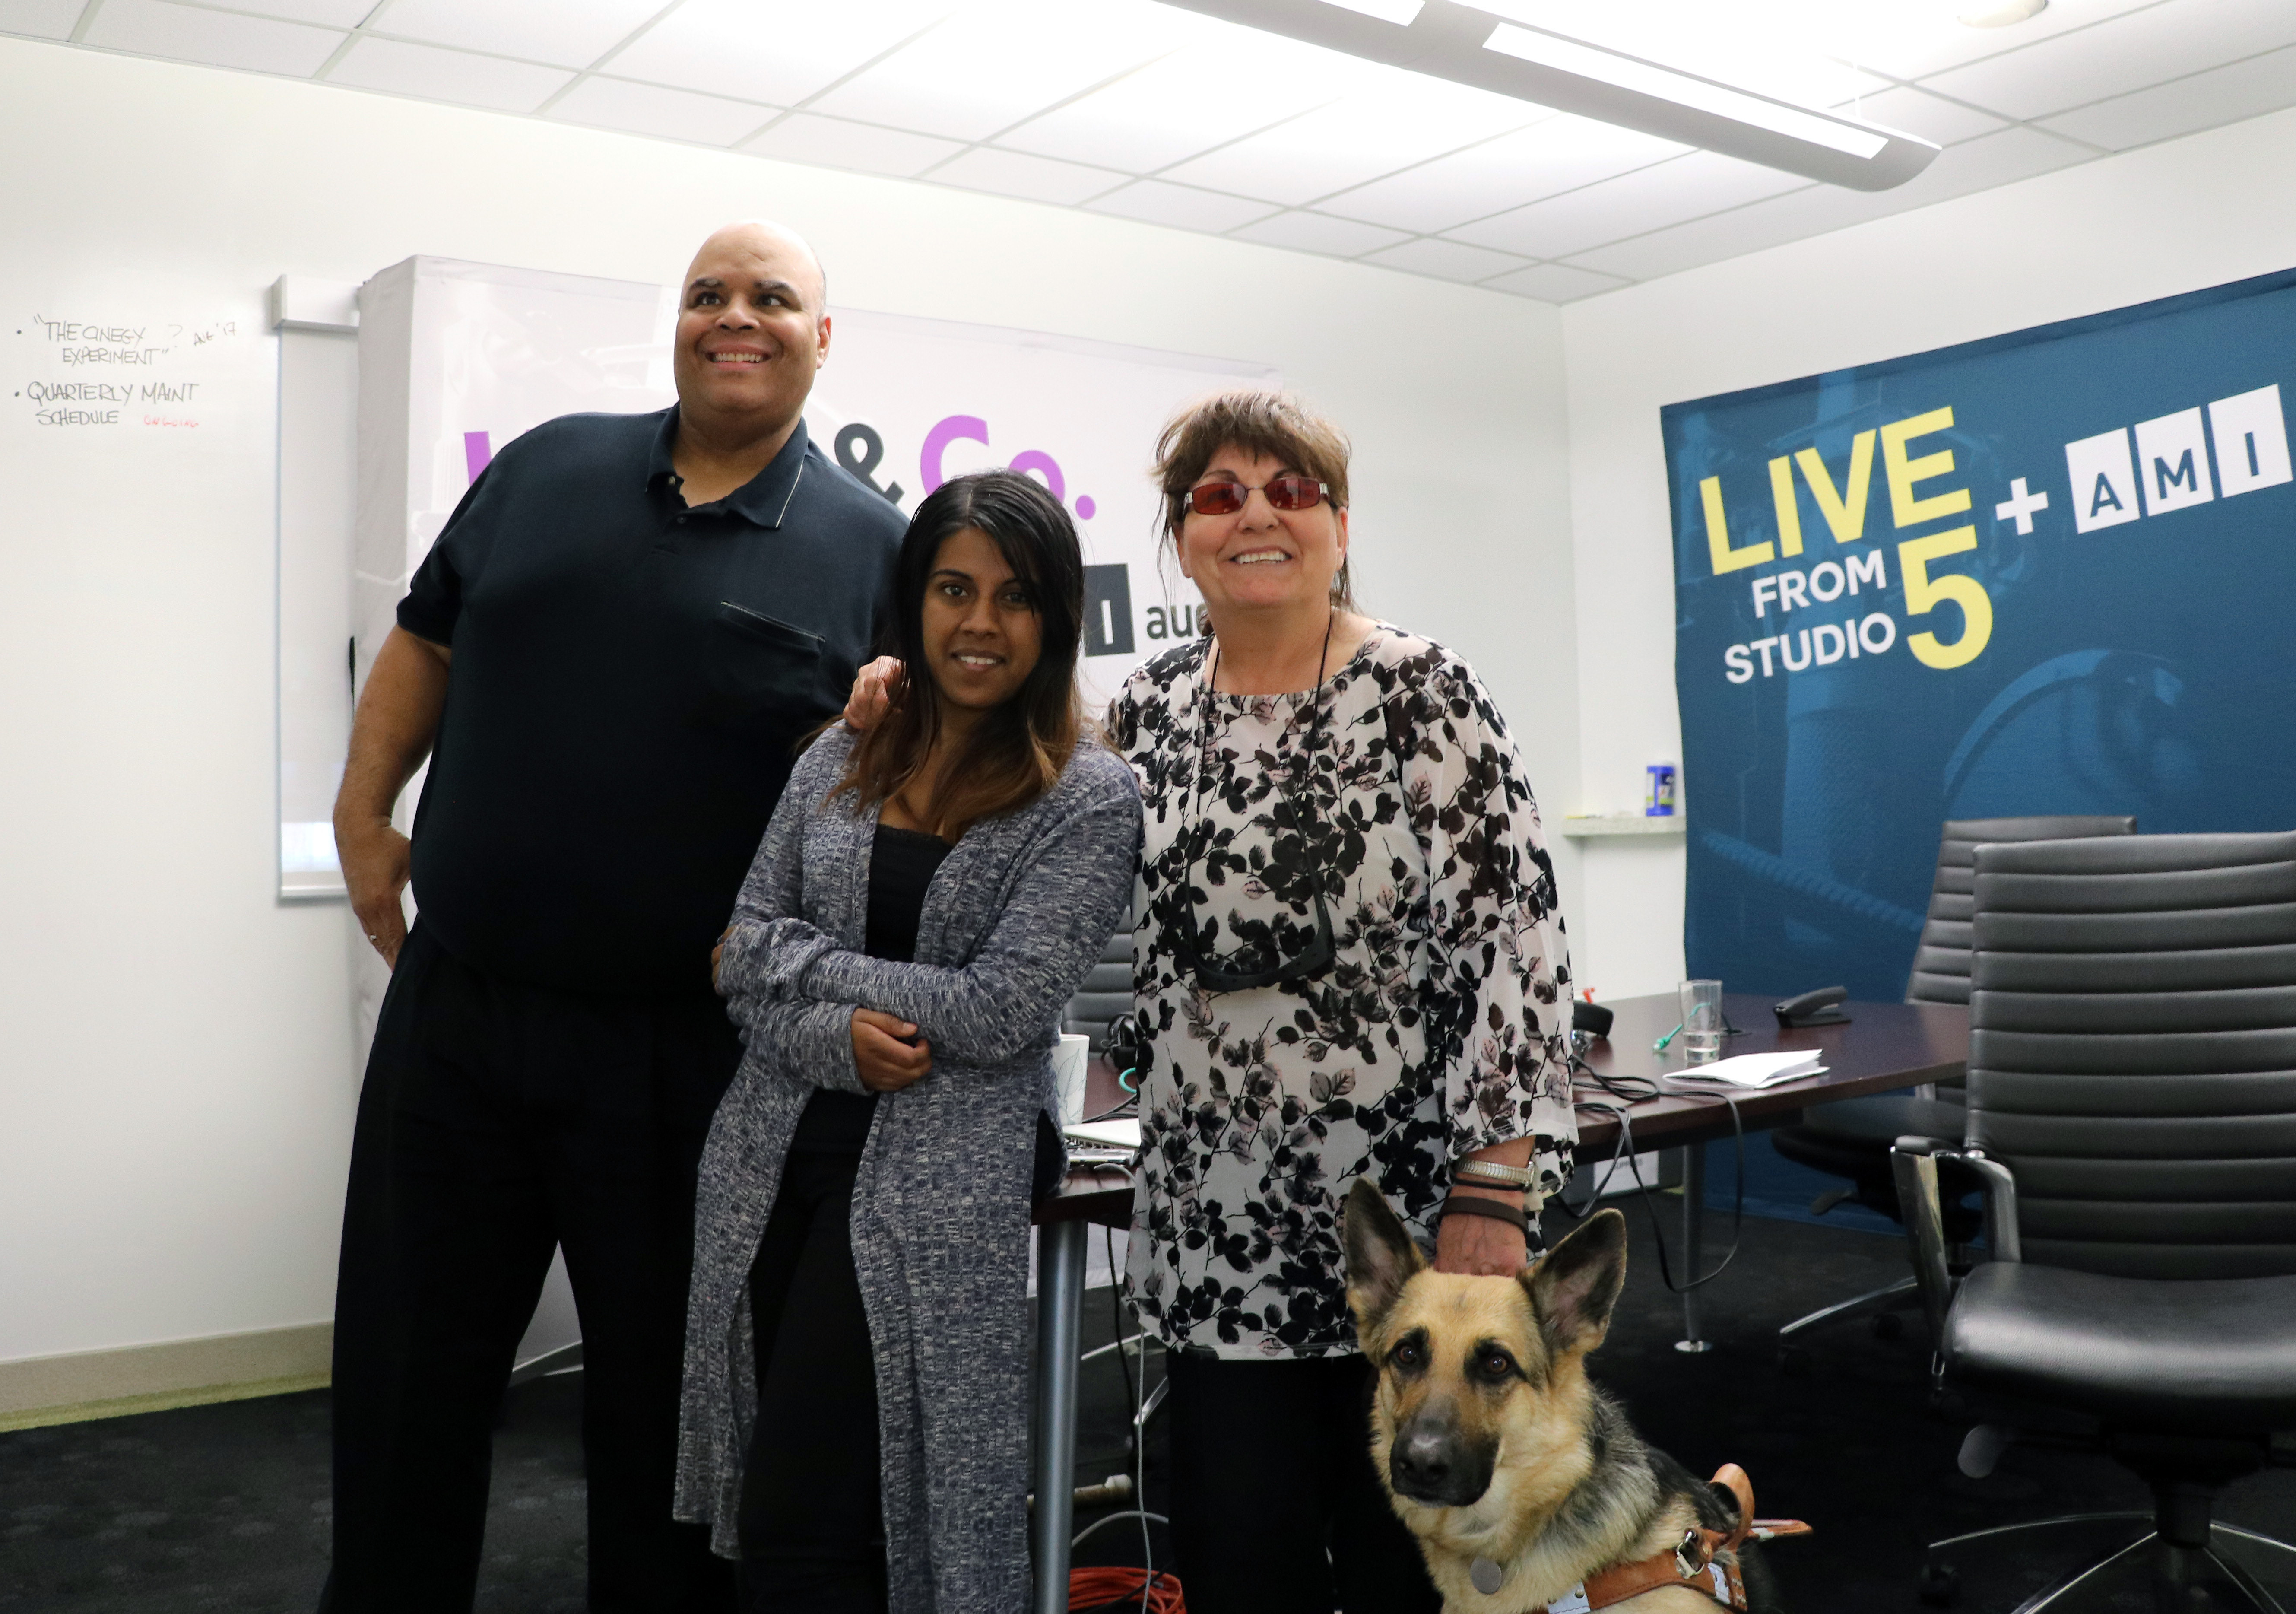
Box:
[5,1196,2291,1612]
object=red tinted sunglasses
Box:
[1183,474,1330,517]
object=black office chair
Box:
[1893,829,2296,1611]
[1062,915,1133,1054]
[1771,816,2136,1361]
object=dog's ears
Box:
[1522,1207,1628,1359]
[1343,1178,1423,1335]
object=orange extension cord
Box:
[1068,1566,1186,1612]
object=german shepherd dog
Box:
[1343,1180,1789,1613]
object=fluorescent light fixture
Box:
[1164,0,1937,190]
[1320,0,1424,20]
[1483,23,1884,159]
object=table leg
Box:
[1032,1219,1089,1614]
[1674,1144,1712,1353]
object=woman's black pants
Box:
[739,1148,888,1614]
[738,1118,1061,1613]
[1165,1352,1444,1614]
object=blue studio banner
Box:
[1666,267,2296,1002]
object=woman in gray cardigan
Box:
[679,470,1142,1614]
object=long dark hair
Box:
[831,469,1088,837]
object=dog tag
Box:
[1470,1557,1506,1595]
[1545,1585,1591,1614]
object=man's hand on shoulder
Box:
[844,656,903,733]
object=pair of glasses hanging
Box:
[1169,614,1337,994]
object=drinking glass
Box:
[1679,979,1724,1062]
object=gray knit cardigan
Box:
[676,724,1141,1611]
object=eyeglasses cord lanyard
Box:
[1177,610,1335,963]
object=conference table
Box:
[1571,990,1970,1351]
[1025,991,1970,1611]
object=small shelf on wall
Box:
[1560,815,1686,839]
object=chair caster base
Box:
[1917,1558,1960,1606]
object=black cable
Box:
[1107,1225,1134,1413]
[1560,1048,1746,1295]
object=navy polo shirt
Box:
[397,407,904,994]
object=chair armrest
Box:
[1961,1152,2022,1265]
[1890,1137,1960,1343]
[1890,1138,2024,1347]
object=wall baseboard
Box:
[0,1322,332,1433]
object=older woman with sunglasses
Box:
[1110,390,1575,1614]
[847,391,1573,1612]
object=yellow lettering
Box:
[1898,526,1992,670]
[1793,430,1876,543]
[1767,456,1804,558]
[1703,475,1773,575]
[1881,407,1972,528]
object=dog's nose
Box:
[1389,1428,1455,1496]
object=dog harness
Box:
[1538,1464,1811,1613]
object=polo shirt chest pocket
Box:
[706,600,830,734]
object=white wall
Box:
[1560,102,2296,999]
[0,37,1576,1370]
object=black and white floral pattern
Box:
[1114,624,1576,1359]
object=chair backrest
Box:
[1062,915,1133,1052]
[1968,829,2296,1280]
[1906,815,2137,1005]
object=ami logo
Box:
[2064,384,2293,533]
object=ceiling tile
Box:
[742,111,964,178]
[1561,124,2092,283]
[806,0,1192,143]
[1159,70,1548,207]
[327,36,574,112]
[1482,262,1632,303]
[992,31,1368,174]
[84,0,340,74]
[1802,0,2164,84]
[2037,39,2296,149]
[1315,114,1684,235]
[1833,84,2009,148]
[929,146,1125,205]
[1085,180,1280,233]
[610,0,952,108]
[550,75,774,146]
[373,0,669,71]
[232,0,374,24]
[1359,238,1532,284]
[0,0,83,40]
[1228,210,1411,257]
[1446,149,1810,261]
[1922,0,2296,121]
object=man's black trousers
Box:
[321,923,739,1613]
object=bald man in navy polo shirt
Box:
[322,222,904,1613]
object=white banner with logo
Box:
[352,260,1273,1342]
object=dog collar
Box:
[1535,1464,1810,1614]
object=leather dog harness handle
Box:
[1564,1465,1812,1613]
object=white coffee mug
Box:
[1052,1033,1092,1128]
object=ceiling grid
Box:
[13,0,2293,302]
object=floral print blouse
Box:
[1113,624,1577,1360]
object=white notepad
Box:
[1663,1051,1828,1090]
